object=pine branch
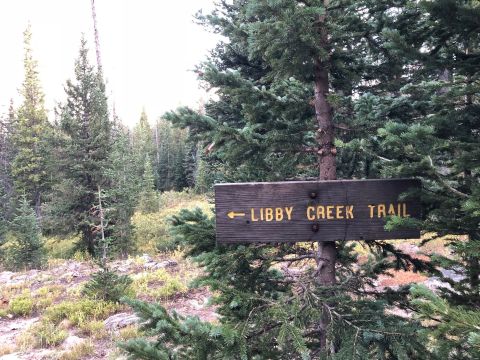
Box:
[428,156,469,198]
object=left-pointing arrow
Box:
[227,211,246,219]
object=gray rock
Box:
[424,277,453,292]
[439,267,465,282]
[104,312,139,331]
[0,271,14,284]
[143,261,158,270]
[153,260,178,269]
[62,335,85,349]
[140,254,153,263]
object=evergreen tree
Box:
[6,196,45,270]
[123,1,433,358]
[48,37,112,255]
[361,1,480,357]
[172,131,189,191]
[0,102,15,246]
[137,155,159,214]
[193,145,222,194]
[411,285,480,360]
[11,25,51,220]
[82,185,133,302]
[155,118,174,191]
[104,118,137,256]
[132,109,155,186]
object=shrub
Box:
[131,191,210,254]
[132,269,187,300]
[59,341,94,360]
[17,321,68,349]
[79,320,107,339]
[9,292,34,317]
[34,321,68,348]
[82,268,133,303]
[44,299,119,326]
[117,325,141,341]
[44,236,78,259]
[34,285,63,310]
[132,212,173,254]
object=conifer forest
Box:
[0,1,479,359]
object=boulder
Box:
[62,335,85,350]
[104,312,139,331]
[153,260,178,269]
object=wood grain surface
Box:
[215,179,421,244]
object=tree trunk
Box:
[90,0,103,75]
[314,0,337,350]
[34,190,42,224]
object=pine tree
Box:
[11,25,51,220]
[104,117,137,256]
[123,1,433,358]
[155,118,174,191]
[151,117,192,192]
[411,285,480,360]
[48,37,112,255]
[132,109,155,187]
[82,185,133,302]
[0,102,15,246]
[137,155,159,214]
[6,196,45,270]
[361,1,480,357]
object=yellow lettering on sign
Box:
[336,205,344,219]
[306,206,315,220]
[346,205,354,219]
[317,206,325,219]
[249,207,295,222]
[378,204,386,218]
[285,207,293,220]
[265,208,273,221]
[326,206,334,219]
[388,204,396,216]
[368,203,411,218]
[275,208,283,221]
[403,203,410,217]
[251,208,259,222]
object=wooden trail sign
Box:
[215,179,421,244]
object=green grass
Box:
[44,299,119,326]
[132,268,187,300]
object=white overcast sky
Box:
[0,0,219,127]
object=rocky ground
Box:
[0,240,456,360]
[0,254,217,360]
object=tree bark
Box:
[314,0,337,350]
[34,189,42,224]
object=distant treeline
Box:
[0,26,214,264]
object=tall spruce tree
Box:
[133,109,155,187]
[122,1,433,358]
[155,118,191,191]
[360,1,480,357]
[0,102,15,246]
[49,37,112,255]
[104,117,137,256]
[137,155,159,214]
[11,25,51,220]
